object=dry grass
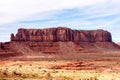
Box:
[0,61,120,80]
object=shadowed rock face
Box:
[11,27,112,42]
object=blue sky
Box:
[0,0,120,42]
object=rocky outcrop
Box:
[11,27,112,42]
[0,27,120,60]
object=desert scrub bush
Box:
[19,65,22,68]
[42,70,47,73]
[13,71,22,76]
[44,73,52,80]
[13,71,39,78]
[45,73,52,77]
[25,73,39,78]
[2,69,9,77]
[52,70,58,73]
[79,76,98,80]
[116,62,119,65]
[63,76,73,80]
[0,78,7,80]
[31,73,39,77]
[89,76,98,80]
[29,64,32,66]
[38,67,41,69]
[21,74,29,78]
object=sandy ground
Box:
[0,59,120,80]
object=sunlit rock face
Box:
[11,27,112,42]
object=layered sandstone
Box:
[11,27,112,42]
[1,27,120,60]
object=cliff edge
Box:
[0,27,120,60]
[11,27,112,42]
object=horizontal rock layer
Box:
[11,27,112,42]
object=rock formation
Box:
[0,27,120,60]
[11,27,112,42]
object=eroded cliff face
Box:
[11,27,112,42]
[0,27,120,60]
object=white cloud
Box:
[0,0,120,42]
[0,0,112,25]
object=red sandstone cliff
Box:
[0,27,120,60]
[11,27,112,42]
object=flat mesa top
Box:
[18,27,106,32]
[11,27,112,42]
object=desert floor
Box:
[0,58,120,80]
